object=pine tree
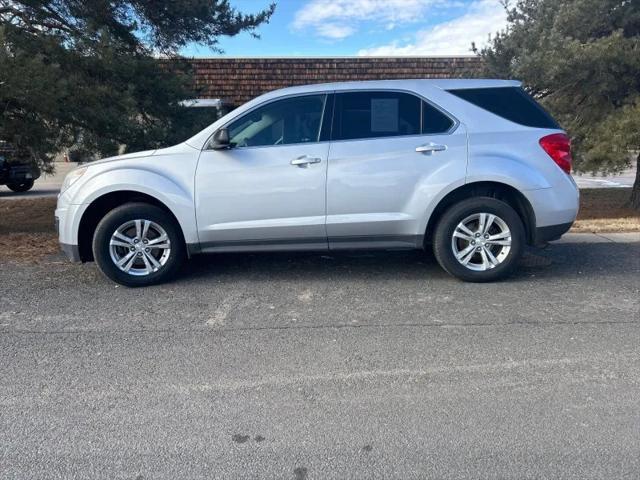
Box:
[476,0,640,208]
[0,1,275,170]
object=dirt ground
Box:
[571,188,640,232]
[0,197,57,234]
[0,198,59,261]
[0,190,638,262]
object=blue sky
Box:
[182,0,508,57]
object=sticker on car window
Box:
[371,98,399,132]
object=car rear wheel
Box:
[7,179,34,192]
[433,197,525,282]
[92,203,185,287]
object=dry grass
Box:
[0,189,638,262]
[574,189,640,232]
[0,197,58,262]
[0,197,57,234]
[0,232,59,262]
[572,218,640,232]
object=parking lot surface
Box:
[1,241,639,479]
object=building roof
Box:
[189,57,483,106]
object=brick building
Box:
[188,57,482,108]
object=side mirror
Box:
[211,128,231,150]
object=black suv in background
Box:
[0,141,40,192]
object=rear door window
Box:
[332,91,421,140]
[447,87,559,129]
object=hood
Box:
[87,149,157,167]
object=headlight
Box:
[61,167,88,192]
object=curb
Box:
[554,232,640,244]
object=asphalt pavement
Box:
[1,239,639,479]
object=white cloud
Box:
[292,0,442,40]
[358,0,507,56]
[315,23,357,40]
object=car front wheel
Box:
[92,203,185,287]
[433,197,525,282]
[7,179,34,192]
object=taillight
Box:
[539,133,572,174]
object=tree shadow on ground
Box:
[0,189,59,199]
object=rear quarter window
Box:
[422,101,454,134]
[447,87,559,129]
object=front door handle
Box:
[416,143,447,154]
[291,155,322,167]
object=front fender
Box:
[62,166,197,244]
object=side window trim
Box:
[204,91,333,150]
[204,88,459,149]
[329,88,459,142]
[319,93,335,143]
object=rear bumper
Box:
[525,177,579,246]
[7,166,40,182]
[534,222,573,245]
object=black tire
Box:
[433,197,525,282]
[7,179,34,192]
[92,202,185,287]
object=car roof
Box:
[259,79,522,98]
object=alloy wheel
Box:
[451,213,512,271]
[108,219,171,276]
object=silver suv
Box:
[56,80,579,286]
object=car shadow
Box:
[181,248,448,283]
[175,242,639,285]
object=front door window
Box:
[227,95,327,148]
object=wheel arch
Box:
[424,181,536,246]
[77,190,187,262]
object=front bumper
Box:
[55,214,82,262]
[60,242,82,262]
[55,202,85,263]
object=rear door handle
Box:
[291,155,322,167]
[416,143,447,154]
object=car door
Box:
[326,90,467,249]
[195,93,331,251]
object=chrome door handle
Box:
[291,155,322,167]
[416,143,447,154]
